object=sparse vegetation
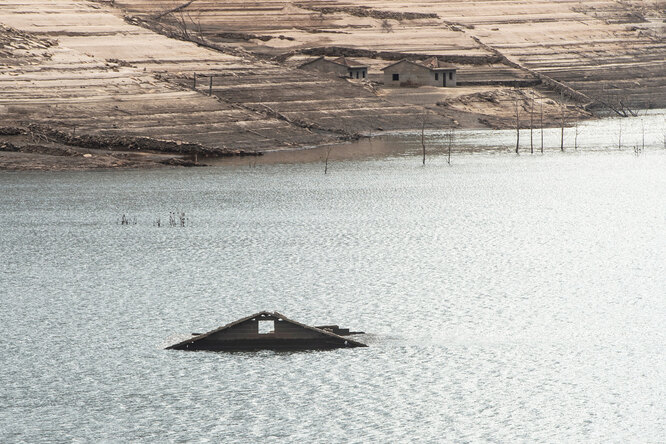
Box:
[120,214,137,225]
[2,0,665,171]
[296,5,438,21]
[121,212,188,227]
[594,86,640,118]
[420,111,428,165]
[540,97,544,153]
[560,95,566,152]
[514,96,520,154]
[529,91,534,154]
[324,146,333,174]
[445,128,454,165]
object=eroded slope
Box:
[119,0,665,110]
[2,0,452,160]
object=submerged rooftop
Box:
[167,311,367,351]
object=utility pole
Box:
[420,111,428,166]
[560,93,565,152]
[540,97,544,154]
[515,98,520,154]
[530,91,534,154]
[447,128,453,166]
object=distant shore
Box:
[0,115,595,171]
[3,0,661,171]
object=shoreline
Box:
[1,0,663,172]
[4,109,662,171]
[0,119,587,171]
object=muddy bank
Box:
[0,137,204,171]
[294,5,438,21]
[0,143,167,171]
[2,0,659,172]
[0,125,257,171]
[435,88,592,129]
[0,141,206,171]
[296,46,502,66]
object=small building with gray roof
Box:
[382,57,457,87]
[299,56,369,80]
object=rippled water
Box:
[1,114,665,442]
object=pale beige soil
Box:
[0,0,457,167]
[1,0,663,170]
[0,133,204,170]
[0,3,342,153]
[123,0,664,108]
[0,149,169,171]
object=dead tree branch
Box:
[153,0,195,20]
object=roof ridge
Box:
[166,311,367,349]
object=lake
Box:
[1,112,665,442]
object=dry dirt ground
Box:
[1,0,663,169]
[129,0,664,108]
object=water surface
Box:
[1,115,665,442]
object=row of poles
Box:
[192,73,215,96]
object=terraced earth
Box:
[0,0,451,163]
[121,0,665,110]
[1,0,664,169]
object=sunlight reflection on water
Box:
[1,113,665,442]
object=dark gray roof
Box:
[299,56,368,69]
[332,56,367,68]
[382,58,457,72]
[166,311,367,349]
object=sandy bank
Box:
[1,0,660,171]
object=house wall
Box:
[201,319,326,342]
[383,62,432,87]
[300,58,349,77]
[383,62,456,87]
[349,68,367,79]
[443,70,457,87]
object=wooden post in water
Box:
[324,146,332,174]
[420,110,428,166]
[515,98,520,154]
[540,97,544,154]
[530,91,534,154]
[447,128,453,166]
[421,121,426,166]
[448,141,451,165]
[209,76,213,96]
[560,92,565,152]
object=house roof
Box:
[419,56,457,70]
[382,58,457,72]
[299,56,368,69]
[166,311,367,349]
[298,56,325,69]
[332,56,367,68]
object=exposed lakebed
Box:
[1,118,665,441]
